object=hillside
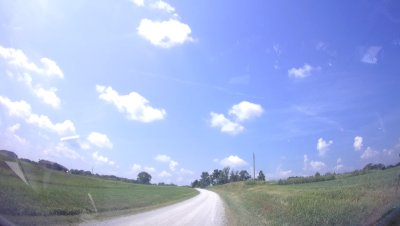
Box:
[0,154,198,225]
[211,167,400,226]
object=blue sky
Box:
[1,0,400,185]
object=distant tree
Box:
[257,170,266,181]
[221,167,230,184]
[211,169,222,185]
[191,179,199,188]
[239,170,251,181]
[137,171,152,184]
[230,170,240,182]
[200,172,211,187]
[315,172,321,177]
[38,160,68,172]
[363,163,386,171]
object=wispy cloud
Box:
[150,0,175,13]
[361,46,382,64]
[43,142,81,160]
[334,158,344,172]
[131,0,145,7]
[159,170,172,177]
[155,154,179,171]
[361,147,379,159]
[303,154,326,171]
[92,152,115,165]
[228,75,250,85]
[288,64,316,78]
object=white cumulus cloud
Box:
[220,155,248,168]
[0,46,64,78]
[210,112,244,135]
[317,138,333,156]
[210,101,263,135]
[361,46,382,64]
[87,132,113,149]
[288,64,315,78]
[0,96,75,135]
[33,87,61,108]
[229,101,264,122]
[354,136,363,151]
[96,85,166,123]
[0,46,64,108]
[137,18,193,48]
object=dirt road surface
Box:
[81,188,225,226]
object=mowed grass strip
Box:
[0,157,198,225]
[211,167,400,226]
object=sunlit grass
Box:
[0,157,198,225]
[211,167,400,225]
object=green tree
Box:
[200,172,211,187]
[211,169,222,185]
[137,171,152,184]
[191,179,199,188]
[230,170,240,182]
[221,167,230,184]
[239,170,251,181]
[257,170,266,181]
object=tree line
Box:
[277,172,335,185]
[191,167,266,188]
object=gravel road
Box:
[80,188,225,226]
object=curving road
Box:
[81,188,225,226]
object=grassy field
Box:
[211,167,400,226]
[0,156,198,225]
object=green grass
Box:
[211,167,400,226]
[0,156,198,225]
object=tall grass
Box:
[0,157,198,225]
[211,167,400,225]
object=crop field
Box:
[211,167,400,226]
[0,156,198,225]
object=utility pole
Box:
[253,152,256,180]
